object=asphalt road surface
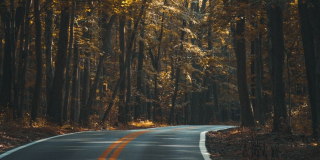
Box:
[0,125,234,160]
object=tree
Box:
[48,3,70,125]
[298,0,320,137]
[234,4,255,127]
[45,0,54,111]
[267,2,286,132]
[31,0,43,121]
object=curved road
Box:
[0,125,234,160]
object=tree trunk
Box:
[19,0,31,119]
[235,15,255,127]
[125,35,132,123]
[80,52,90,125]
[154,5,166,122]
[267,4,286,132]
[15,0,28,119]
[208,0,219,122]
[189,0,200,125]
[0,33,2,89]
[31,0,43,121]
[255,32,264,125]
[71,39,79,124]
[146,83,152,120]
[45,0,54,114]
[0,2,13,110]
[134,19,145,120]
[298,0,319,137]
[48,5,70,125]
[118,17,126,124]
[307,0,320,136]
[63,2,75,123]
[250,41,256,120]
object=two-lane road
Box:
[0,125,234,160]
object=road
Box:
[0,125,234,160]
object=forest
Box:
[0,0,319,140]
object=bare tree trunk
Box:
[15,0,28,119]
[189,0,201,125]
[0,2,13,111]
[31,0,43,121]
[19,0,31,119]
[255,32,264,125]
[118,17,126,124]
[80,52,90,125]
[134,19,145,120]
[0,32,2,88]
[235,12,255,127]
[99,70,103,119]
[267,4,286,132]
[298,0,320,138]
[154,2,166,122]
[307,0,320,137]
[45,0,54,114]
[48,5,70,125]
[126,32,132,123]
[63,2,75,122]
[71,39,79,124]
[250,41,256,119]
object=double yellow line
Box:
[98,130,151,160]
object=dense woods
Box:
[0,0,319,138]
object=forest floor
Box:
[0,119,160,152]
[206,126,320,160]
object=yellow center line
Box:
[98,130,151,160]
[98,131,141,160]
[109,130,152,160]
[171,127,196,131]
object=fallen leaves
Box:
[206,128,320,160]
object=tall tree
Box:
[15,0,30,119]
[298,0,320,137]
[134,19,145,120]
[254,29,264,125]
[63,1,75,122]
[118,16,126,124]
[19,0,31,119]
[0,0,13,111]
[168,4,186,124]
[189,0,200,125]
[45,0,54,111]
[31,0,43,121]
[48,3,70,125]
[71,38,80,124]
[235,1,255,127]
[267,2,286,132]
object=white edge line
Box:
[0,131,92,159]
[199,131,211,160]
[199,126,236,160]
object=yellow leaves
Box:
[128,120,154,128]
[187,74,192,83]
[85,8,91,13]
